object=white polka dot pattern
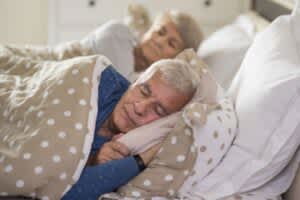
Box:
[37,111,44,118]
[79,99,87,106]
[69,146,77,155]
[52,155,61,163]
[143,179,151,186]
[164,174,174,182]
[23,153,31,160]
[177,155,186,162]
[131,191,141,197]
[58,131,66,139]
[40,141,49,148]
[72,69,79,75]
[57,80,64,85]
[52,99,60,105]
[34,166,43,175]
[64,111,71,117]
[168,189,175,196]
[183,170,189,176]
[16,180,24,188]
[171,136,177,144]
[67,88,75,95]
[75,123,83,130]
[41,196,50,200]
[4,165,13,173]
[60,172,67,180]
[47,119,55,126]
[82,77,89,84]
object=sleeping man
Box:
[61,55,200,200]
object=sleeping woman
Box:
[3,9,202,82]
[80,9,203,80]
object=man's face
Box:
[111,72,191,133]
[137,21,185,69]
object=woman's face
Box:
[137,21,185,69]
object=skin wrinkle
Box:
[99,72,191,138]
[134,21,184,72]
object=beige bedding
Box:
[0,45,109,200]
[3,41,92,61]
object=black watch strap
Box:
[133,154,146,171]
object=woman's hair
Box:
[134,59,200,97]
[151,10,204,51]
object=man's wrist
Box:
[133,154,146,171]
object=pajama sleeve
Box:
[61,156,140,200]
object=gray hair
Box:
[152,10,203,51]
[134,59,200,97]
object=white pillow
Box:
[190,2,300,200]
[197,15,255,89]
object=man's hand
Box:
[139,143,162,166]
[94,141,130,164]
[112,133,125,141]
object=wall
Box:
[48,0,251,44]
[0,0,48,45]
[0,0,252,45]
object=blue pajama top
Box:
[62,66,140,200]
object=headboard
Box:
[252,0,293,21]
[245,0,293,33]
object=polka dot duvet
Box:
[0,45,109,200]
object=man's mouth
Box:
[123,106,137,127]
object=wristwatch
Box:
[133,154,146,171]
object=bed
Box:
[0,0,300,200]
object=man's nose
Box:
[134,99,154,116]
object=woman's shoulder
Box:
[99,20,133,38]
